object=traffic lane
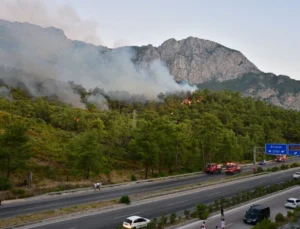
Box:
[21,169,298,229]
[0,172,221,218]
[180,186,300,229]
[2,158,299,219]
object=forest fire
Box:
[181,96,204,105]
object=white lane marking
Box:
[208,192,220,196]
[168,200,189,206]
[226,223,233,227]
[114,212,143,220]
[179,186,300,229]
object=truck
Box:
[275,155,287,162]
[225,162,242,175]
[205,163,222,174]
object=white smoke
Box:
[0,0,102,45]
[0,0,197,110]
[0,86,12,100]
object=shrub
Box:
[119,195,131,204]
[255,167,264,173]
[252,218,277,229]
[290,162,300,168]
[280,164,289,170]
[275,213,285,224]
[160,213,168,225]
[170,212,176,224]
[131,174,137,181]
[12,188,26,196]
[184,209,190,219]
[271,166,279,172]
[0,177,12,190]
[147,219,157,229]
[196,203,209,219]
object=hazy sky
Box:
[2,0,300,80]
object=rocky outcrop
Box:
[135,37,261,84]
[0,19,299,110]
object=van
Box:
[243,204,270,224]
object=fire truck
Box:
[225,162,242,175]
[205,163,222,174]
[275,155,287,162]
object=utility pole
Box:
[253,146,265,169]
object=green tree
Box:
[0,122,32,178]
[68,130,106,179]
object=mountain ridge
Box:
[0,19,299,110]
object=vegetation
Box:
[119,195,131,204]
[0,86,300,190]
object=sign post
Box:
[288,144,300,156]
[265,144,287,155]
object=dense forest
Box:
[0,85,300,186]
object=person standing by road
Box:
[201,221,206,229]
[221,219,225,229]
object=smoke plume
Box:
[0,1,197,110]
[0,0,102,45]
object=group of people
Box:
[201,219,225,229]
[201,206,225,229]
[93,182,102,190]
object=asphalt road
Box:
[180,186,300,229]
[1,158,299,219]
[17,168,300,229]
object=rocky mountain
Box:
[134,37,261,84]
[0,19,300,110]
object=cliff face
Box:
[0,19,300,110]
[134,37,261,84]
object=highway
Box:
[1,158,299,219]
[16,168,300,229]
[180,186,300,229]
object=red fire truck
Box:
[225,162,242,175]
[205,163,222,174]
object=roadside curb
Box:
[165,185,300,229]
[1,168,298,229]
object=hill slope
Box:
[0,19,300,110]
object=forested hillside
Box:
[0,86,300,187]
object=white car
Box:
[122,216,150,229]
[285,198,300,209]
[293,172,300,179]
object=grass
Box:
[0,199,118,228]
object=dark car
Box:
[243,204,270,225]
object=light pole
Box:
[253,146,265,168]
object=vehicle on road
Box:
[122,216,150,229]
[205,163,222,174]
[259,160,266,165]
[275,155,287,162]
[224,162,242,174]
[285,198,300,209]
[293,172,300,180]
[243,204,270,225]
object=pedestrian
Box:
[94,182,97,191]
[98,182,102,190]
[201,221,206,229]
[221,219,225,229]
[221,206,224,220]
